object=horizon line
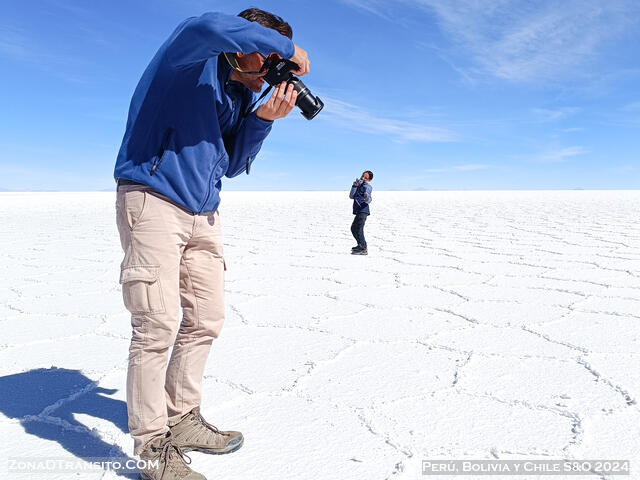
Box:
[1,188,639,193]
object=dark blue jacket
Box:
[349,181,372,215]
[113,13,295,213]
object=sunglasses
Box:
[229,53,279,75]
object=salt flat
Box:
[0,190,639,480]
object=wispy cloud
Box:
[342,0,639,82]
[454,164,490,171]
[536,146,589,162]
[620,101,640,111]
[0,23,90,83]
[0,0,153,84]
[609,164,636,173]
[425,164,490,173]
[0,24,35,62]
[339,0,391,19]
[532,107,581,122]
[320,97,457,142]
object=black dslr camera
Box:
[260,56,324,120]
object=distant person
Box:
[112,8,311,480]
[349,171,373,255]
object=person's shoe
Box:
[351,248,368,255]
[139,432,205,480]
[169,407,244,455]
[351,245,361,251]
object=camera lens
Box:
[288,77,324,120]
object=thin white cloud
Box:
[342,0,639,82]
[0,25,32,61]
[321,97,457,142]
[454,164,490,171]
[610,164,636,173]
[425,164,490,173]
[537,146,589,162]
[621,101,640,111]
[428,0,638,81]
[339,0,390,18]
[532,107,581,122]
[0,23,89,83]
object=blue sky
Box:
[1,0,639,191]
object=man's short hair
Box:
[238,8,293,39]
[364,170,374,180]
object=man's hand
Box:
[256,82,298,122]
[289,45,309,76]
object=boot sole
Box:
[138,443,244,479]
[180,437,244,455]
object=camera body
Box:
[261,57,324,120]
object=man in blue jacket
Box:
[113,8,310,479]
[349,171,374,255]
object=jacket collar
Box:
[218,55,234,85]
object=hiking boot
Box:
[351,248,368,255]
[169,407,244,455]
[351,245,361,251]
[139,432,205,480]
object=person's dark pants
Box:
[351,212,369,249]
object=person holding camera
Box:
[113,8,310,480]
[349,171,374,255]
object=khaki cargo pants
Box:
[116,184,225,454]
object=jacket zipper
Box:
[150,127,174,176]
[197,154,223,213]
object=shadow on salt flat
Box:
[0,367,136,478]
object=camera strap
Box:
[242,85,273,118]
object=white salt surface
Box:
[0,190,639,480]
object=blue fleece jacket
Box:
[349,181,372,215]
[113,12,295,213]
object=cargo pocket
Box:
[119,265,165,314]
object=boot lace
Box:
[192,409,229,437]
[157,441,192,478]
